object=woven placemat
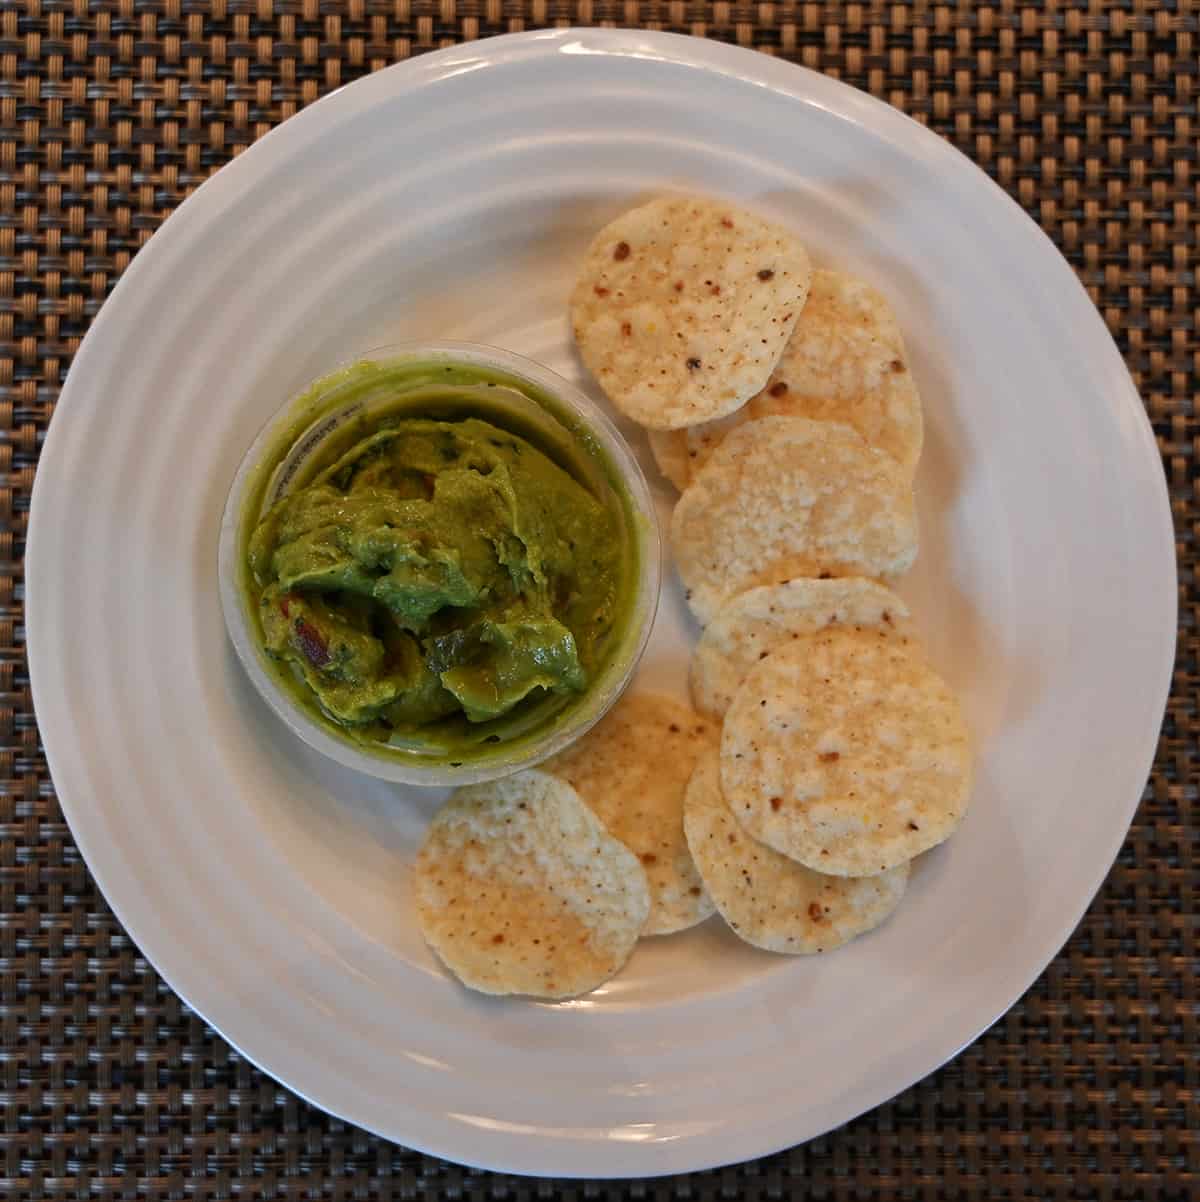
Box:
[2,2,1196,1198]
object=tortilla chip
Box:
[547,691,718,935]
[683,269,923,478]
[720,628,972,876]
[685,749,909,953]
[571,196,811,429]
[671,416,918,623]
[690,577,912,717]
[414,770,649,998]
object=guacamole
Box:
[242,360,635,758]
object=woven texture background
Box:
[2,2,1197,1198]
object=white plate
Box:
[25,29,1175,1178]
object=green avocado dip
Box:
[239,356,641,763]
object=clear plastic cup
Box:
[218,342,661,787]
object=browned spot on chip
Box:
[758,268,775,281]
[721,216,734,228]
[769,796,783,812]
[641,853,658,866]
[890,358,904,372]
[686,357,701,371]
[621,321,632,336]
[491,933,505,945]
[819,751,840,763]
[808,903,824,923]
[769,380,789,397]
[613,241,630,260]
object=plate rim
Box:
[25,26,1177,1177]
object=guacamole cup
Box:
[218,342,661,787]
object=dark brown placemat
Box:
[2,2,1196,1198]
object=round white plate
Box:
[26,29,1175,1178]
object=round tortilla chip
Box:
[570,196,812,429]
[547,691,718,935]
[647,428,691,491]
[721,628,972,876]
[683,270,924,479]
[671,416,918,624]
[413,770,650,998]
[690,577,913,718]
[684,749,909,953]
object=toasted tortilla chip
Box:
[685,749,909,953]
[414,770,649,998]
[720,628,972,876]
[671,416,918,623]
[690,577,912,717]
[548,691,717,935]
[682,270,923,479]
[571,196,811,429]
